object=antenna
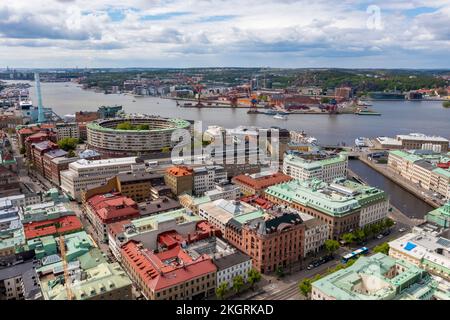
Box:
[34,72,46,123]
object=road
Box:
[246,220,413,301]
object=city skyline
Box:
[0,0,449,69]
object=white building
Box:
[388,228,450,281]
[300,213,330,257]
[192,166,227,196]
[60,157,137,201]
[204,184,241,201]
[198,199,262,234]
[214,251,252,289]
[55,122,80,141]
[283,153,348,183]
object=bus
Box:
[341,247,369,263]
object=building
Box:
[198,199,264,234]
[192,166,227,196]
[0,260,39,300]
[0,166,20,197]
[107,208,219,260]
[84,192,140,242]
[55,122,80,140]
[86,116,191,157]
[138,197,182,217]
[387,150,450,200]
[311,253,450,300]
[226,213,305,274]
[264,179,389,240]
[24,131,57,159]
[46,155,78,186]
[121,240,216,300]
[283,152,348,183]
[20,201,74,224]
[0,201,25,257]
[232,171,293,196]
[389,228,450,281]
[204,184,241,201]
[116,170,166,203]
[75,111,99,123]
[30,140,59,176]
[376,133,449,152]
[181,237,252,290]
[164,166,193,196]
[426,202,450,228]
[302,214,330,257]
[60,157,138,201]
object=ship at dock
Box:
[368,91,405,100]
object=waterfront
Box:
[348,159,434,219]
[5,80,450,146]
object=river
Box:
[4,80,450,146]
[348,159,433,218]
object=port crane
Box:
[193,84,204,107]
[59,235,74,300]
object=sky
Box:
[0,0,449,69]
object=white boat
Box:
[274,113,288,120]
[355,137,368,147]
[357,101,372,107]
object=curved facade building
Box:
[87,116,191,157]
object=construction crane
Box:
[59,235,74,300]
[193,84,204,107]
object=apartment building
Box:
[302,214,330,257]
[30,141,59,176]
[55,122,80,140]
[232,171,293,196]
[164,166,193,196]
[264,179,389,240]
[226,213,305,274]
[121,240,216,300]
[388,150,450,200]
[376,133,449,152]
[198,199,264,234]
[426,202,450,228]
[60,157,138,201]
[282,152,348,183]
[192,166,227,196]
[84,192,140,243]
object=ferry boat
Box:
[355,137,368,147]
[274,113,288,120]
[357,101,372,107]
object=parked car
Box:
[376,234,384,239]
[399,228,406,232]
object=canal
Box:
[348,159,433,219]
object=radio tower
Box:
[34,72,46,123]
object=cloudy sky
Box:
[0,0,449,68]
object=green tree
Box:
[275,266,285,278]
[58,137,79,151]
[383,219,395,229]
[20,146,26,155]
[247,269,262,290]
[116,121,134,130]
[67,150,76,158]
[443,101,450,108]
[341,233,355,244]
[373,242,390,255]
[324,239,340,256]
[298,278,312,296]
[215,283,228,300]
[354,229,366,242]
[232,275,244,294]
[320,97,330,103]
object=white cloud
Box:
[0,0,448,67]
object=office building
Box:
[265,179,389,239]
[232,171,293,196]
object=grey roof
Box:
[214,251,251,270]
[118,171,163,183]
[414,159,435,171]
[45,149,68,159]
[138,196,182,216]
[0,260,34,281]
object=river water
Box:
[348,159,433,218]
[4,80,447,218]
[5,80,450,146]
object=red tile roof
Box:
[17,128,34,135]
[87,193,139,223]
[166,166,193,177]
[232,172,293,191]
[121,241,216,292]
[24,216,83,239]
